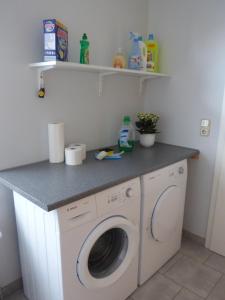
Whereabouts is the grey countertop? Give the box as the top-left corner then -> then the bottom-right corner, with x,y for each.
0,143 -> 199,211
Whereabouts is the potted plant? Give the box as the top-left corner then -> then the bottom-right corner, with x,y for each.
136,112 -> 160,147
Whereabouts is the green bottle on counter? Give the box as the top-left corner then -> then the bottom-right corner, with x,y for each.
80,33 -> 90,64
118,116 -> 135,153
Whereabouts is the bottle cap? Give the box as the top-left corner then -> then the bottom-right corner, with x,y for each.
82,33 -> 88,40
149,33 -> 154,40
123,116 -> 131,124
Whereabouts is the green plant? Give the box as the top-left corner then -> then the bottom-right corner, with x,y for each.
136,112 -> 159,134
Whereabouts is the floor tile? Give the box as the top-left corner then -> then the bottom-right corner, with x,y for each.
5,290 -> 26,300
207,276 -> 225,300
165,256 -> 222,298
174,288 -> 203,300
132,273 -> 181,300
159,252 -> 183,274
181,238 -> 211,263
205,253 -> 225,274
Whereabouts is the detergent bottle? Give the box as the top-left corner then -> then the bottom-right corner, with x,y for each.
138,36 -> 147,71
118,116 -> 135,152
113,48 -> 126,69
145,33 -> 159,72
80,33 -> 90,64
128,32 -> 142,70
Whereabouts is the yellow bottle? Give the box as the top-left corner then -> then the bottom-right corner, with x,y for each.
145,34 -> 159,73
113,48 -> 126,69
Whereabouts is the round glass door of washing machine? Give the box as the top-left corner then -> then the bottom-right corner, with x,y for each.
77,216 -> 138,289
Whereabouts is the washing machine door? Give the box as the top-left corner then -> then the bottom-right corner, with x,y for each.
77,216 -> 138,289
151,185 -> 181,242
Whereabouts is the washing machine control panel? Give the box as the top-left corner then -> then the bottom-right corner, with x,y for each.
96,178 -> 140,216
126,188 -> 133,198
107,188 -> 133,203
178,167 -> 184,174
109,194 -> 121,204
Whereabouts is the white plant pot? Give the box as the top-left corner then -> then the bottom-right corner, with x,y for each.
140,133 -> 156,147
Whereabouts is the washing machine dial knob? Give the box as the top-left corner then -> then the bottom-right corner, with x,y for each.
178,167 -> 184,174
126,188 -> 133,198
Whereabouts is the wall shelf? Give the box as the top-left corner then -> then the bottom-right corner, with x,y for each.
29,61 -> 169,98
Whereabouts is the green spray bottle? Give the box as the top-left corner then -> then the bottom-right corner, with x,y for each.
80,33 -> 90,64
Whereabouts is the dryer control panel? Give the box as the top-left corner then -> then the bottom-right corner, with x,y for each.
143,160 -> 187,184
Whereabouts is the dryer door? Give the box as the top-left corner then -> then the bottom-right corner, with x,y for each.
151,185 -> 181,242
77,216 -> 138,289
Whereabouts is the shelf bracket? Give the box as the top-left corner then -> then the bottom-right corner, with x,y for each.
37,66 -> 54,99
98,72 -> 117,96
139,76 -> 150,96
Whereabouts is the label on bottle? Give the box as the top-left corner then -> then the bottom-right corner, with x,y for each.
119,129 -> 133,148
147,50 -> 155,71
129,55 -> 142,70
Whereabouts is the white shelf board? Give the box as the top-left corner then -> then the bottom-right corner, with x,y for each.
29,61 -> 169,98
29,61 -> 169,78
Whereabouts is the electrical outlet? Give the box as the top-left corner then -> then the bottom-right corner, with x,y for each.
200,119 -> 211,137
200,127 -> 210,136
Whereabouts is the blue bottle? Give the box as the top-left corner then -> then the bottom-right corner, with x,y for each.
128,32 -> 142,70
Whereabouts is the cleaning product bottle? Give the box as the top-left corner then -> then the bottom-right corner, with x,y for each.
80,33 -> 90,64
113,48 -> 126,69
118,116 -> 135,152
128,32 -> 142,70
145,33 -> 159,72
138,36 -> 147,71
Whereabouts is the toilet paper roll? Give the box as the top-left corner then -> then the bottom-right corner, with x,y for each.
65,146 -> 83,166
69,143 -> 86,160
48,122 -> 65,163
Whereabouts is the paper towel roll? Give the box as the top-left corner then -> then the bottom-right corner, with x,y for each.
69,143 -> 86,160
48,122 -> 65,163
65,146 -> 83,166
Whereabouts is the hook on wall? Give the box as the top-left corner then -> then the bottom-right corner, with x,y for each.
37,66 -> 54,99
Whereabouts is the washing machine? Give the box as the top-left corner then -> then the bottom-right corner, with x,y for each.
14,178 -> 140,300
138,160 -> 188,285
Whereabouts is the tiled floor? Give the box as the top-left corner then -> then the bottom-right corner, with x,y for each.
6,237 -> 225,300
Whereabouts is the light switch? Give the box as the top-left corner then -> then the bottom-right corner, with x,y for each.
201,119 -> 210,127
200,119 -> 211,137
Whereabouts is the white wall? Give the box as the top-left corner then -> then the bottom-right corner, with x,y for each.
145,0 -> 225,237
0,0 -> 148,286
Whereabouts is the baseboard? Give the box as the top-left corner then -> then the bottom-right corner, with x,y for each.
183,229 -> 205,246
2,278 -> 23,298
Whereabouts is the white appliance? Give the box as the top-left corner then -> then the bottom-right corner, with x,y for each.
138,160 -> 187,285
14,178 -> 141,300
